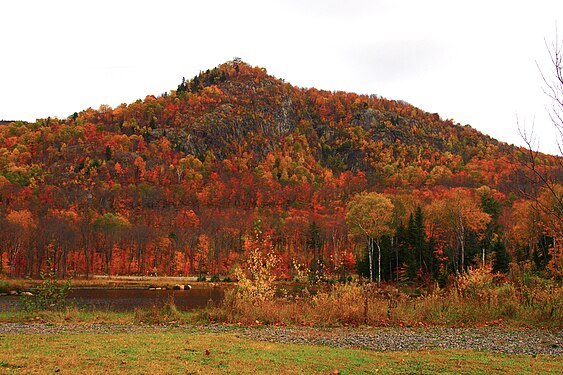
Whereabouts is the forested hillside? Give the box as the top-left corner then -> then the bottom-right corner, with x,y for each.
1,60 -> 561,282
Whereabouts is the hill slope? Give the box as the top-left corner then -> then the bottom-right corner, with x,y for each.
0,60 -> 559,279
24,61 -> 544,191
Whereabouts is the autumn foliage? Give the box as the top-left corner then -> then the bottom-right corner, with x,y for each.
0,60 -> 561,281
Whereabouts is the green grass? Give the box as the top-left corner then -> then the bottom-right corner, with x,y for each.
0,306 -> 209,326
0,330 -> 561,374
0,308 -> 132,324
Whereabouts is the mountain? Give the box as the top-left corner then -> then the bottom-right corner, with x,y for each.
0,59 -> 559,278
23,60 -> 549,192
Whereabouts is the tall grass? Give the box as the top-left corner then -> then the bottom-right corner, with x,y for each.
1,265 -> 560,328
212,266 -> 563,328
133,291 -> 183,324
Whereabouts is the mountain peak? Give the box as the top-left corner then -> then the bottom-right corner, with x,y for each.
175,58 -> 272,95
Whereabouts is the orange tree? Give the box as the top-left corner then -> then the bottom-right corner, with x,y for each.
346,192 -> 395,287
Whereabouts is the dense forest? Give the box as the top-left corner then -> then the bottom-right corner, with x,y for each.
1,60 -> 561,283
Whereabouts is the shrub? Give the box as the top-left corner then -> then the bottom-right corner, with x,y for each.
233,242 -> 279,304
0,281 -> 10,294
212,263 -> 562,328
21,269 -> 71,312
0,280 -> 25,294
455,266 -> 496,302
312,283 -> 367,324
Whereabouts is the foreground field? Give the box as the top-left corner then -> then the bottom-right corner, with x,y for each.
0,325 -> 561,374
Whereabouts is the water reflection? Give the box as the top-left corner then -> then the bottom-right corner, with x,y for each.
0,286 -> 225,312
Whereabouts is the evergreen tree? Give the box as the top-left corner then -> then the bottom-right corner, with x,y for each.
533,235 -> 553,271
105,145 -> 112,161
356,245 -> 371,279
404,206 -> 428,280
491,240 -> 511,274
190,74 -> 201,93
479,186 -> 502,264
307,221 -> 323,283
177,77 -> 187,93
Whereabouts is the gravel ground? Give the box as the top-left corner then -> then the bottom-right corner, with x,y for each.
242,326 -> 563,356
0,323 -> 561,356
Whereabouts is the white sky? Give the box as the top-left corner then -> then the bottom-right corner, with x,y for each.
1,0 -> 563,154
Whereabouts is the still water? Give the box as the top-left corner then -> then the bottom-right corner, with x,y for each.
0,286 -> 225,312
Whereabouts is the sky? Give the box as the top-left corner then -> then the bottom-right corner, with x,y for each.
2,0 -> 563,154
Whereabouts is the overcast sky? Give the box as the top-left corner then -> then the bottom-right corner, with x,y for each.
2,0 -> 563,154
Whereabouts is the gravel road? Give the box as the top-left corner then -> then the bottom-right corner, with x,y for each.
0,323 -> 561,356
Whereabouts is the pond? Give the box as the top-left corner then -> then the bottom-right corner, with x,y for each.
0,286 -> 225,312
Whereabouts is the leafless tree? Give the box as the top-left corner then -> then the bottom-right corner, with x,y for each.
518,29 -> 563,274
538,27 -> 563,149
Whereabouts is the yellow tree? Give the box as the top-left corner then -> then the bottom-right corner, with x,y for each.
346,192 -> 395,287
428,189 -> 491,273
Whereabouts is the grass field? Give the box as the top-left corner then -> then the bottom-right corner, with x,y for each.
0,329 -> 561,374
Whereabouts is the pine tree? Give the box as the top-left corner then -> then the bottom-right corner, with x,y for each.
491,240 -> 510,274
307,221 -> 323,283
404,206 -> 428,280
177,77 -> 187,93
